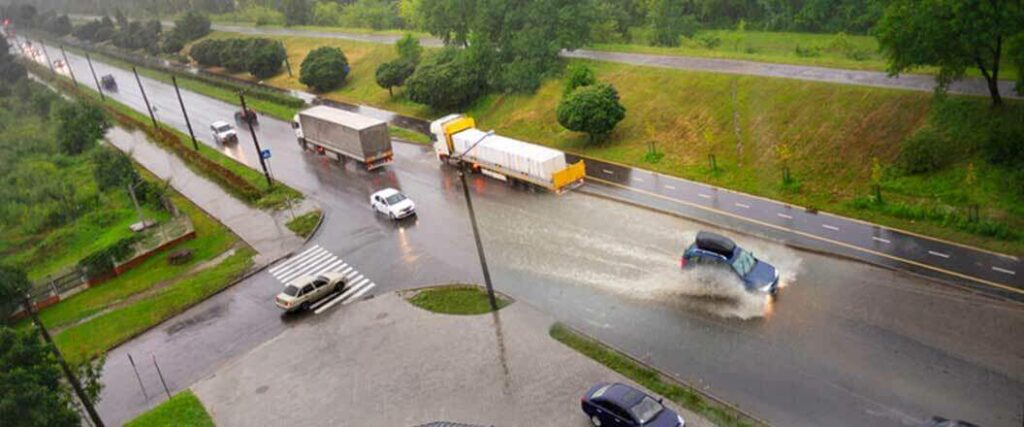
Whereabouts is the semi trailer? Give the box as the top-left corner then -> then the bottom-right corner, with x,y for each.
430,114 -> 586,192
293,106 -> 393,170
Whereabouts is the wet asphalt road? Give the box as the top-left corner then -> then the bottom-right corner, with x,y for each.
33,44 -> 1024,426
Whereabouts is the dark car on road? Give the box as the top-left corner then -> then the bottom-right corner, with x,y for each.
234,108 -> 259,126
681,231 -> 780,295
581,382 -> 684,426
100,74 -> 117,91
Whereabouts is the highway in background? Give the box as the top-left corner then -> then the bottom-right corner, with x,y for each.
23,41 -> 1024,426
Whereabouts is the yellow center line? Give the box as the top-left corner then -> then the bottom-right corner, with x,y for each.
587,177 -> 1023,296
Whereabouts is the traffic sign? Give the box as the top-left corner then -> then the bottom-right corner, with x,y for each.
260,149 -> 271,159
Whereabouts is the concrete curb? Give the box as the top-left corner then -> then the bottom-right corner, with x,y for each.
553,321 -> 772,427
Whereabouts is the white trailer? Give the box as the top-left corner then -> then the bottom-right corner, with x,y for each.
293,106 -> 393,170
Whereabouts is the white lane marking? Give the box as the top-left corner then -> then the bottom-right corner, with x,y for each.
347,271 -> 364,282
872,237 -> 891,244
822,224 -> 840,231
349,277 -> 370,290
698,193 -> 712,199
664,184 -> 676,190
992,266 -> 1016,275
339,266 -> 354,276
777,213 -> 793,220
344,283 -> 376,304
316,280 -> 376,314
269,245 -> 322,273
277,254 -> 338,283
602,169 -> 614,175
734,202 -> 750,209
928,250 -> 950,259
312,259 -> 345,276
632,177 -> 644,183
272,249 -> 332,279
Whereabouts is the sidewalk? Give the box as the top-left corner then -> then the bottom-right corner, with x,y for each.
105,126 -> 308,265
192,292 -> 713,427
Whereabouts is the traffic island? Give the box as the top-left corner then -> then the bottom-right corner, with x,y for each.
124,390 -> 214,427
404,284 -> 511,315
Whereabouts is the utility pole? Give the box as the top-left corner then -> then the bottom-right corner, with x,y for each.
239,93 -> 273,187
453,130 -> 499,311
85,53 -> 105,101
60,45 -> 77,87
21,297 -> 105,427
132,67 -> 158,129
38,40 -> 55,74
172,76 -> 199,150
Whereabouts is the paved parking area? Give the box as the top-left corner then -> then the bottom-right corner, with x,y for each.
192,292 -> 710,426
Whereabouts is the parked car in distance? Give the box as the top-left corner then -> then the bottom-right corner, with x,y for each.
100,74 -> 117,91
210,121 -> 237,144
581,382 -> 684,427
275,272 -> 348,312
234,108 -> 259,126
370,188 -> 416,220
681,231 -> 780,295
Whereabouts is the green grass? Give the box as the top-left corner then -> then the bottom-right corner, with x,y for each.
550,323 -> 761,427
55,247 -> 254,364
389,126 -> 432,144
192,32 -> 1023,254
407,285 -> 510,315
24,188 -> 239,334
285,209 -> 322,238
125,390 -> 214,427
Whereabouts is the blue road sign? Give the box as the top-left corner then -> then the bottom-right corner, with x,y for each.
260,149 -> 271,160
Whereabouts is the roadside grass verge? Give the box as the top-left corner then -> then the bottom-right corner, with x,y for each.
124,390 -> 214,427
285,210 -> 322,238
55,247 -> 254,365
389,126 -> 432,144
406,285 -> 510,315
550,323 -> 762,427
23,185 -> 240,334
24,58 -> 302,210
189,32 -> 1023,253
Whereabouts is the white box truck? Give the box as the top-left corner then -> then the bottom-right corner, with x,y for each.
293,106 -> 393,170
430,114 -> 585,192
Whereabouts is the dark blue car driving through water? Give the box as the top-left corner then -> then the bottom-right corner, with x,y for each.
681,231 -> 780,295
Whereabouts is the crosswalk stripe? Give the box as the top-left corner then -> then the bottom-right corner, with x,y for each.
339,266 -> 353,276
278,255 -> 338,283
273,250 -> 333,280
343,283 -> 375,304
269,245 -> 322,274
345,270 -> 361,280
315,280 -> 373,314
350,277 -> 370,290
313,259 -> 345,276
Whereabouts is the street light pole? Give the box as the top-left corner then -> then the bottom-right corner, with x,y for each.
59,45 -> 77,87
132,66 -> 159,129
85,53 -> 105,101
239,93 -> 273,187
38,40 -> 54,74
453,130 -> 498,311
171,76 -> 199,150
21,297 -> 105,427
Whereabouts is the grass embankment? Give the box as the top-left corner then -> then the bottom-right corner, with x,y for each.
200,32 -> 1023,254
285,209 -> 322,238
550,323 -> 761,427
24,58 -> 302,210
407,285 -> 510,315
125,390 -> 215,427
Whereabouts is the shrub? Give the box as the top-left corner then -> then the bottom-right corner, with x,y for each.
172,11 -> 211,42
564,64 -> 596,95
396,33 -> 423,64
375,59 -> 415,96
983,120 -> 1024,167
189,39 -> 226,66
341,0 -> 402,30
794,44 -> 821,57
696,34 -> 721,49
897,127 -> 949,174
247,40 -> 287,79
78,235 -> 140,279
405,49 -> 485,109
299,46 -> 350,92
57,102 -> 109,155
161,33 -> 186,54
557,83 -> 627,142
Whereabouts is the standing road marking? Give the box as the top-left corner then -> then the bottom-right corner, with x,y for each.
777,213 -> 793,220
991,266 -> 1015,275
735,203 -> 750,209
872,237 -> 891,244
928,250 -> 951,259
822,224 -> 840,231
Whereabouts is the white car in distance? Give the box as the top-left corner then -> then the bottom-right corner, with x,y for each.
370,188 -> 416,220
210,121 -> 238,144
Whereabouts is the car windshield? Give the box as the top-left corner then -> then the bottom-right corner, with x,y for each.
731,249 -> 757,276
215,124 -> 233,133
282,285 -> 299,297
630,396 -> 663,424
385,193 -> 406,205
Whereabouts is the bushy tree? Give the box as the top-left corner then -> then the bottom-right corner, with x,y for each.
247,40 -> 288,79
161,33 -> 187,54
647,0 -> 698,46
0,327 -> 80,427
0,265 -> 30,322
557,83 -> 627,142
0,35 -> 26,85
564,64 -> 596,95
44,15 -> 73,36
375,59 -> 416,96
312,1 -> 344,26
56,103 -> 109,155
91,149 -> 138,191
341,0 -> 402,30
396,33 -> 423,64
172,11 -> 212,42
299,46 -> 350,92
189,38 -> 226,66
282,0 -> 312,26
405,48 -> 485,109
876,0 -> 1023,106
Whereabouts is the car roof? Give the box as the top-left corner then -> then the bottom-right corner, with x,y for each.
695,231 -> 736,256
212,120 -> 231,128
599,383 -> 647,407
285,275 -> 316,287
373,188 -> 401,198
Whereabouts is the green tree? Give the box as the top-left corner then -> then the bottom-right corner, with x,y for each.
419,0 -> 476,46
396,33 -> 423,64
299,46 -> 350,92
247,40 -> 288,79
341,0 -> 402,29
405,48 -> 485,109
647,0 -> 697,46
0,265 -> 30,323
1010,34 -> 1024,95
375,60 -> 416,96
875,0 -> 1023,106
172,11 -> 212,42
557,83 -> 627,142
0,327 -> 80,427
56,103 -> 109,155
282,0 -> 312,26
564,64 -> 596,95
91,149 -> 138,191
